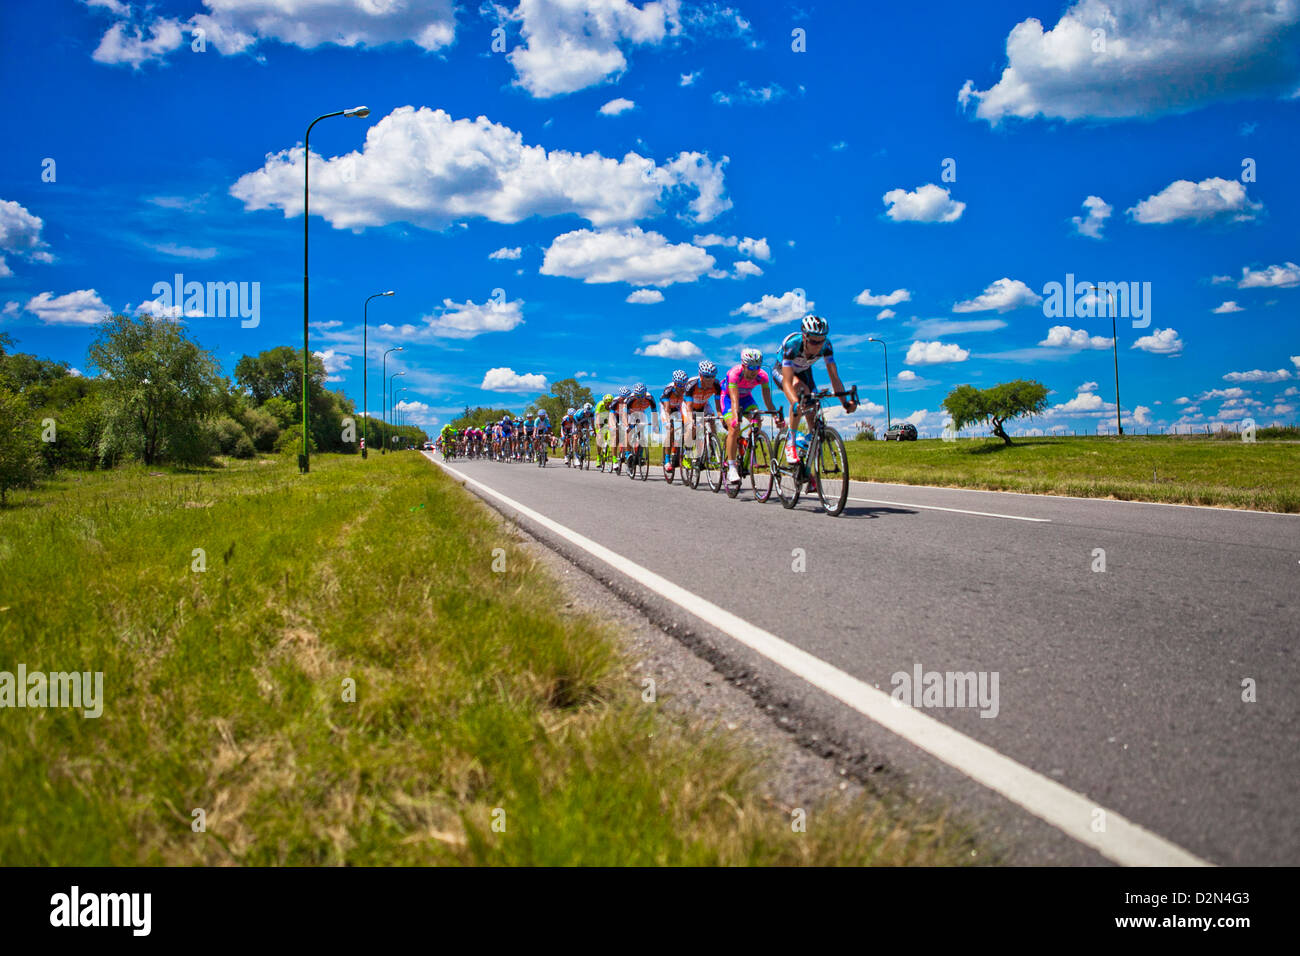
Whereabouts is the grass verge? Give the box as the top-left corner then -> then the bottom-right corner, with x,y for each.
0,453 -> 980,865
841,435 -> 1300,512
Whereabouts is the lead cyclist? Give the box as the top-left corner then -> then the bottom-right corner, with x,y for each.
776,314 -> 858,483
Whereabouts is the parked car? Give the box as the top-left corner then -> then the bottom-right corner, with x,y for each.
884,423 -> 918,441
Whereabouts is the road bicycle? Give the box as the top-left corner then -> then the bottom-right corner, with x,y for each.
724,410 -> 778,501
624,414 -> 651,481
660,410 -> 684,485
536,434 -> 548,467
575,428 -> 591,470
771,386 -> 857,516
684,415 -> 722,491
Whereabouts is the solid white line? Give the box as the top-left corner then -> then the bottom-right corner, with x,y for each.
847,496 -> 1051,522
425,453 -> 1209,867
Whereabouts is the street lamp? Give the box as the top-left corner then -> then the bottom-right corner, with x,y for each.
1083,284 -> 1123,436
381,347 -> 403,454
387,370 -> 405,454
867,337 -> 891,430
362,290 -> 395,458
301,105 -> 370,474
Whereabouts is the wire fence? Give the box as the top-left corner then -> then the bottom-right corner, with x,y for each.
852,422 -> 1300,441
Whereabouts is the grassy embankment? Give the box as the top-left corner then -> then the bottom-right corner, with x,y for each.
0,452 -> 979,865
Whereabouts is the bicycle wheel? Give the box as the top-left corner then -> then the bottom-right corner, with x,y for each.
705,433 -> 724,493
638,446 -> 649,481
749,430 -> 774,503
814,426 -> 849,516
771,426 -> 802,509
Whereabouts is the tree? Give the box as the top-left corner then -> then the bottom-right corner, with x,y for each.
533,377 -> 594,425
88,313 -> 224,465
451,406 -> 514,430
0,387 -> 41,505
943,379 -> 1048,445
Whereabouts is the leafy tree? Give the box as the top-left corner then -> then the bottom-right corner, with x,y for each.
0,387 -> 42,505
234,346 -> 312,406
942,379 -> 1048,446
532,377 -> 594,426
450,406 -> 515,430
88,313 -> 224,465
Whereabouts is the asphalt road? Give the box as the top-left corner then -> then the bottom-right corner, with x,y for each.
423,450 -> 1299,866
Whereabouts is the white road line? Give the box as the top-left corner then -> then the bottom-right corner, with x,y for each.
425,453 -> 1209,867
847,496 -> 1051,523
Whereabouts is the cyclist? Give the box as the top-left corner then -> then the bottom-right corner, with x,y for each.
681,360 -> 724,467
776,315 -> 858,473
593,393 -> 616,462
723,348 -> 781,488
618,383 -> 657,474
533,407 -> 552,460
499,415 -> 514,460
560,407 -> 578,461
660,370 -> 688,478
440,423 -> 455,458
608,387 -> 631,472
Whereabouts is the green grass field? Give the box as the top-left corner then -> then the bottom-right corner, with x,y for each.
840,435 -> 1300,512
0,453 -> 979,865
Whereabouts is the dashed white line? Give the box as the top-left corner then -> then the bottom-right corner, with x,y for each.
425,452 -> 1209,867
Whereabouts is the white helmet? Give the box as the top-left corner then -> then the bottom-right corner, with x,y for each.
567,407 -> 576,416
740,347 -> 763,368
802,314 -> 828,336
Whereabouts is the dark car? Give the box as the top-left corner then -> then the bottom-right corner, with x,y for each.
884,423 -> 918,441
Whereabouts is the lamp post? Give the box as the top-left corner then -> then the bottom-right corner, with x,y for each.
381,347 -> 403,454
301,105 -> 370,474
387,370 -> 405,454
362,290 -> 395,458
395,386 -> 409,449
867,337 -> 890,430
1084,284 -> 1123,436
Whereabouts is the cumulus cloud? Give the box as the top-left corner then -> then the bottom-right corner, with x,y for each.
953,278 -> 1041,313
0,199 -> 54,274
958,0 -> 1300,124
712,81 -> 789,106
1039,325 -> 1113,349
599,97 -> 636,115
540,226 -> 715,287
733,260 -> 762,277
680,70 -> 699,86
481,367 -> 548,391
1222,369 -> 1292,383
1127,177 -> 1263,224
25,289 -> 110,326
736,236 -> 770,260
489,246 -> 522,260
897,370 -> 917,381
1072,195 -> 1112,238
1131,328 -> 1184,354
230,107 -> 730,232
90,0 -> 456,67
1238,261 -> 1300,288
882,184 -> 964,223
423,297 -> 524,339
877,309 -> 896,319
626,288 -> 664,303
730,289 -> 811,323
506,0 -> 680,98
905,340 -> 970,365
314,348 -> 351,382
854,287 -> 911,307
1212,301 -> 1244,313
636,337 -> 703,358
1198,387 -> 1246,401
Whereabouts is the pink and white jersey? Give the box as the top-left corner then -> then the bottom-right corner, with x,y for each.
725,364 -> 768,399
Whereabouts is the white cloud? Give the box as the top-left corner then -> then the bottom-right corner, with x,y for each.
636,337 -> 703,359
541,226 -> 715,287
1039,325 -> 1112,349
92,16 -> 185,67
897,370 -> 918,382
230,107 -> 730,232
953,278 -> 1041,313
423,297 -> 524,339
1283,386 -> 1299,397
692,233 -> 733,247
736,236 -> 770,260
958,0 -> 1300,123
733,260 -> 763,278
1132,328 -> 1183,355
712,81 -> 789,106
1210,274 -> 1234,284
1072,195 -> 1112,238
882,183 -> 964,223
855,287 -> 911,307
1128,177 -> 1262,224
481,367 -> 548,392
1079,381 -> 1099,392
1292,355 -> 1300,370
507,0 -> 680,98
393,399 -> 436,426
680,70 -> 699,86
912,317 -> 1007,337
599,97 -> 636,115
489,246 -> 522,260
1174,396 -> 1190,405
1133,405 -> 1153,426
1212,301 -> 1244,313
0,199 -> 53,274
905,340 -> 969,365
626,288 -> 664,304
877,309 -> 896,320
1198,387 -> 1246,401
1238,262 -> 1300,288
730,289 -> 811,323
25,289 -> 110,326
1053,389 -> 1105,414
1223,369 -> 1292,383
130,297 -> 203,319
314,348 -> 351,382
149,242 -> 218,260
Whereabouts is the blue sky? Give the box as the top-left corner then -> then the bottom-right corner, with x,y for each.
1,0 -> 1298,435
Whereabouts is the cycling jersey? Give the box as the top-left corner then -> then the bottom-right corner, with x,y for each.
722,365 -> 768,416
660,384 -> 685,412
534,416 -> 550,432
778,331 -> 836,388
681,376 -> 723,409
623,395 -> 657,415
595,397 -> 614,416
560,415 -> 576,433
